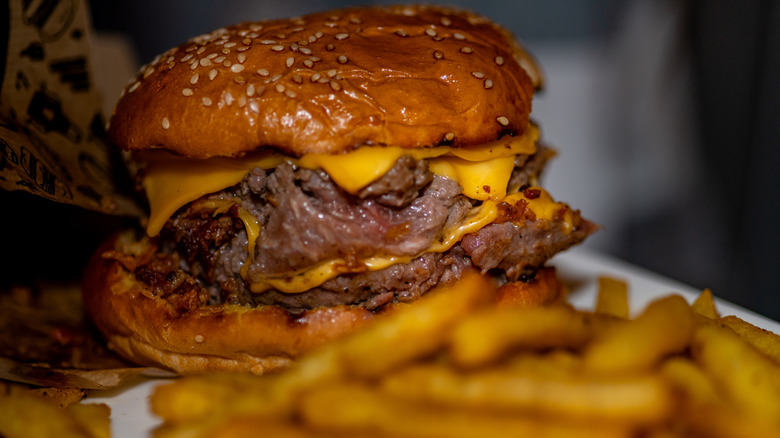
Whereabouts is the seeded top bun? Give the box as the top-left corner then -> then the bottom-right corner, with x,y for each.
108,5 -> 542,159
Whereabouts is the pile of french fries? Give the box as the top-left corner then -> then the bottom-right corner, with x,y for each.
151,272 -> 780,438
0,383 -> 110,438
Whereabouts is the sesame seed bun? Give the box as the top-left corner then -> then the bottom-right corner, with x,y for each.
107,5 -> 541,159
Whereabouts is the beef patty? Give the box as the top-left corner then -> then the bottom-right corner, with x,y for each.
143,146 -> 593,312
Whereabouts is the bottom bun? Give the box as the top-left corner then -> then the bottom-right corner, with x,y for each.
82,230 -> 565,375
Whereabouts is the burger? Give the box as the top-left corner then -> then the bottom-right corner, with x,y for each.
83,5 -> 596,374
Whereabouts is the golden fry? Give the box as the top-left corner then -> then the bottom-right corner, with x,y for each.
338,271 -> 494,378
584,294 -> 694,374
299,382 -> 634,438
380,363 -> 672,425
450,304 -> 618,368
0,392 -> 98,438
595,276 -> 629,319
718,315 -> 780,364
691,323 -> 780,420
692,289 -> 719,319
67,404 -> 111,438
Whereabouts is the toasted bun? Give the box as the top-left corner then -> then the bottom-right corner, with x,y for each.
83,231 -> 564,375
108,5 -> 541,159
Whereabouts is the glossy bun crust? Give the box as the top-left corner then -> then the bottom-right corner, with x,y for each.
83,232 -> 564,375
108,5 -> 541,159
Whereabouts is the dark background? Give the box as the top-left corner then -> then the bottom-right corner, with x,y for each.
4,0 -> 779,320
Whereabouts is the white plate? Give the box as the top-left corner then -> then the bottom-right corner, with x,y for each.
84,249 -> 780,438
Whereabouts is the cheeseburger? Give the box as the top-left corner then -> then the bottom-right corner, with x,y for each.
84,5 -> 596,374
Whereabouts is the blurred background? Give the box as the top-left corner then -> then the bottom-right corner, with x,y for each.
5,0 -> 779,319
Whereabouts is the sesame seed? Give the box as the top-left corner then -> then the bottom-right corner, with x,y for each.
270,74 -> 282,82
425,28 -> 437,37
497,116 -> 509,126
335,33 -> 349,40
303,59 -> 314,68
444,132 -> 455,141
224,42 -> 237,48
309,56 -> 321,62
286,57 -> 295,67
247,83 -> 256,96
460,47 -> 473,54
143,67 -> 154,78
182,88 -> 193,96
325,22 -> 337,28
207,69 -> 217,81
215,56 -> 226,63
238,95 -> 247,107
196,47 -> 206,54
433,50 -> 444,60
311,72 -> 322,82
308,35 -> 317,43
326,69 -> 337,77
224,92 -> 234,105
202,97 -> 213,106
249,100 -> 260,113
207,53 -> 218,59
238,53 -> 247,63
195,334 -> 204,343
222,48 -> 230,55
441,17 -> 452,26
326,44 -> 335,51
338,55 -> 348,64
190,73 -> 199,84
276,33 -> 287,39
453,32 -> 466,40
298,40 -> 308,46
315,31 -> 324,39
190,62 -> 198,70
330,80 -> 342,91
495,56 -> 505,66
350,17 -> 362,24
242,38 -> 252,45
318,77 -> 330,83
257,68 -> 269,76
291,43 -> 299,52
471,71 -> 485,79
128,82 -> 140,93
484,79 -> 494,89
231,64 -> 245,73
233,76 -> 246,84
275,84 -> 285,93
249,24 -> 263,32
285,90 -> 297,98
395,29 -> 408,37
292,74 -> 303,84
181,54 -> 193,62
260,40 -> 277,45
271,45 -> 285,52
299,47 -> 312,55
200,58 -> 212,66
161,117 -> 170,129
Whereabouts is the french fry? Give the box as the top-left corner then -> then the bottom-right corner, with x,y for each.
692,288 -> 719,319
717,315 -> 780,363
379,363 -> 673,425
450,304 -> 618,368
67,403 -> 112,438
337,271 -> 494,378
0,391 -> 102,438
659,357 -> 723,406
299,382 -> 635,438
690,323 -> 780,420
583,295 -> 694,374
595,276 -> 629,319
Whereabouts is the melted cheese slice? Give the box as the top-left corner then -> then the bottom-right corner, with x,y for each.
141,126 -> 538,236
